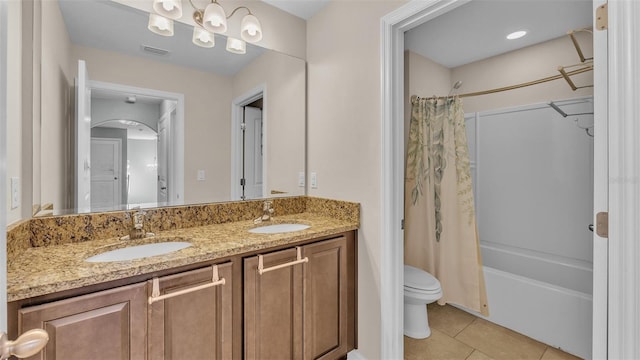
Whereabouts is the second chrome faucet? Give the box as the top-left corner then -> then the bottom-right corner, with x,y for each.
254,200 -> 274,224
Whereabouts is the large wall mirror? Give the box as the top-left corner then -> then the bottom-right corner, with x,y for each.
36,0 -> 306,216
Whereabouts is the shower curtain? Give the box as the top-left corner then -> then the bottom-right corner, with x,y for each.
405,96 -> 488,316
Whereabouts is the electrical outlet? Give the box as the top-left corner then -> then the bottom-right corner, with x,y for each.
298,172 -> 305,187
197,170 -> 205,181
11,177 -> 20,209
310,172 -> 318,189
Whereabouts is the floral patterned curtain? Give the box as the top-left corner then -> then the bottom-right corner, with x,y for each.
405,96 -> 488,315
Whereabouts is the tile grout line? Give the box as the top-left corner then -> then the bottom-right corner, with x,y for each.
454,316 -> 478,339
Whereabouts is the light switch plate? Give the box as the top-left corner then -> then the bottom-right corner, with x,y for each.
197,170 -> 205,181
298,172 -> 305,187
310,172 -> 317,189
11,177 -> 20,209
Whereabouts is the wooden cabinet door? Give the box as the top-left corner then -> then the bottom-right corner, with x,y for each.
302,236 -> 348,360
244,247 -> 303,360
18,282 -> 147,360
148,263 -> 233,360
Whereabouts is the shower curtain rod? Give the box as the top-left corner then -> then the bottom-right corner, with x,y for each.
412,65 -> 593,101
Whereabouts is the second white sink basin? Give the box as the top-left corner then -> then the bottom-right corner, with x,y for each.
86,241 -> 192,263
249,223 -> 310,234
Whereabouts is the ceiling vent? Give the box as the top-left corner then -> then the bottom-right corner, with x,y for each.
141,45 -> 170,56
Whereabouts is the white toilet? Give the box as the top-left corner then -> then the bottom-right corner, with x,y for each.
404,265 -> 443,339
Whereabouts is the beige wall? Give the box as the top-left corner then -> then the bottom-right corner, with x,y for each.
232,50 -> 306,197
7,1 -> 22,225
404,50 -> 451,152
406,32 -> 593,154
41,0 -> 73,212
307,1 -> 405,358
452,32 -> 593,113
72,45 -> 234,204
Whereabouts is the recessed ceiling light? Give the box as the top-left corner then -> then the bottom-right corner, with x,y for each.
506,30 -> 527,40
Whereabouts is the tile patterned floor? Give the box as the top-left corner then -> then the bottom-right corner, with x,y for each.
404,304 -> 582,360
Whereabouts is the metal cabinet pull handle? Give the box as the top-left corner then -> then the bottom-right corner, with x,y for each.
258,247 -> 308,275
148,265 -> 226,304
0,329 -> 49,359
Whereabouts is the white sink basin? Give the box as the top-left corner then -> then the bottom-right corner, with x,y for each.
249,223 -> 310,234
86,242 -> 192,263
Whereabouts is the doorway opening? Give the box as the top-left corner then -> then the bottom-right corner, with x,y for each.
380,1 -> 607,358
75,60 -> 184,212
232,85 -> 266,201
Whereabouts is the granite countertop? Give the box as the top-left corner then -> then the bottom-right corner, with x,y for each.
8,212 -> 357,302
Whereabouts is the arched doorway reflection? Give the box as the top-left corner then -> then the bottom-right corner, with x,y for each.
90,119 -> 160,210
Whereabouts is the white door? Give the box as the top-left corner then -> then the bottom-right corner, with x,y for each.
157,113 -> 170,203
244,106 -> 263,200
90,138 -> 121,211
75,60 -> 91,212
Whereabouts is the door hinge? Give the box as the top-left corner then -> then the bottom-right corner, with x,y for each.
240,178 -> 246,186
401,219 -> 405,230
596,212 -> 608,238
596,3 -> 608,30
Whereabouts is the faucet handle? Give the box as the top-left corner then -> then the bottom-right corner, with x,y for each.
131,209 -> 146,230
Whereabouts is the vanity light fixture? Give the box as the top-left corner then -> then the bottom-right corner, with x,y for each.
506,30 -> 527,40
148,0 -> 263,53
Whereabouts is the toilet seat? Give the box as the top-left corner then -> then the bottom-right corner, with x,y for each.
404,265 -> 441,291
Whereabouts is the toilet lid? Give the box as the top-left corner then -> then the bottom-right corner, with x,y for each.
404,265 -> 441,291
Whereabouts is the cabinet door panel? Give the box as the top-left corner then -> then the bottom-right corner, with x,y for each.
18,282 -> 147,360
244,248 -> 303,360
148,263 -> 233,360
303,236 -> 348,360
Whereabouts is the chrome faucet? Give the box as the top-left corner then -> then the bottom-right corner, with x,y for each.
129,209 -> 148,240
254,200 -> 274,224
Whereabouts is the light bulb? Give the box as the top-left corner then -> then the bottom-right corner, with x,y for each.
226,37 -> 246,54
148,14 -> 174,36
203,2 -> 227,33
152,0 -> 182,20
193,27 -> 215,48
162,1 -> 174,11
240,14 -> 262,43
506,30 -> 527,40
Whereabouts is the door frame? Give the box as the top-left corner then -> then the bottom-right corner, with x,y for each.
379,0 -> 636,358
0,0 -> 9,332
604,1 -> 640,359
231,84 -> 267,201
89,80 -> 184,206
379,1 -> 470,357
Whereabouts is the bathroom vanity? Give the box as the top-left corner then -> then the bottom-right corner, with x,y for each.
7,197 -> 359,360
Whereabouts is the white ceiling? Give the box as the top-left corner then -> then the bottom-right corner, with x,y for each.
262,0 -> 330,20
405,0 -> 593,68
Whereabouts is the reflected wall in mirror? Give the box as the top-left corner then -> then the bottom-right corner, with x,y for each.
38,0 -> 306,216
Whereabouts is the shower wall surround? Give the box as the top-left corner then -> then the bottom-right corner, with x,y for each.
466,97 -> 594,359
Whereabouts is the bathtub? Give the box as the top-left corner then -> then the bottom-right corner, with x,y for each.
469,242 -> 593,360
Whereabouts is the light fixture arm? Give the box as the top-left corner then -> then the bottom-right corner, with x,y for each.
227,6 -> 252,19
188,0 -> 205,26
188,0 -> 253,27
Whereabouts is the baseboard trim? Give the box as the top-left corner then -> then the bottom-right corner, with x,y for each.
347,349 -> 367,360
